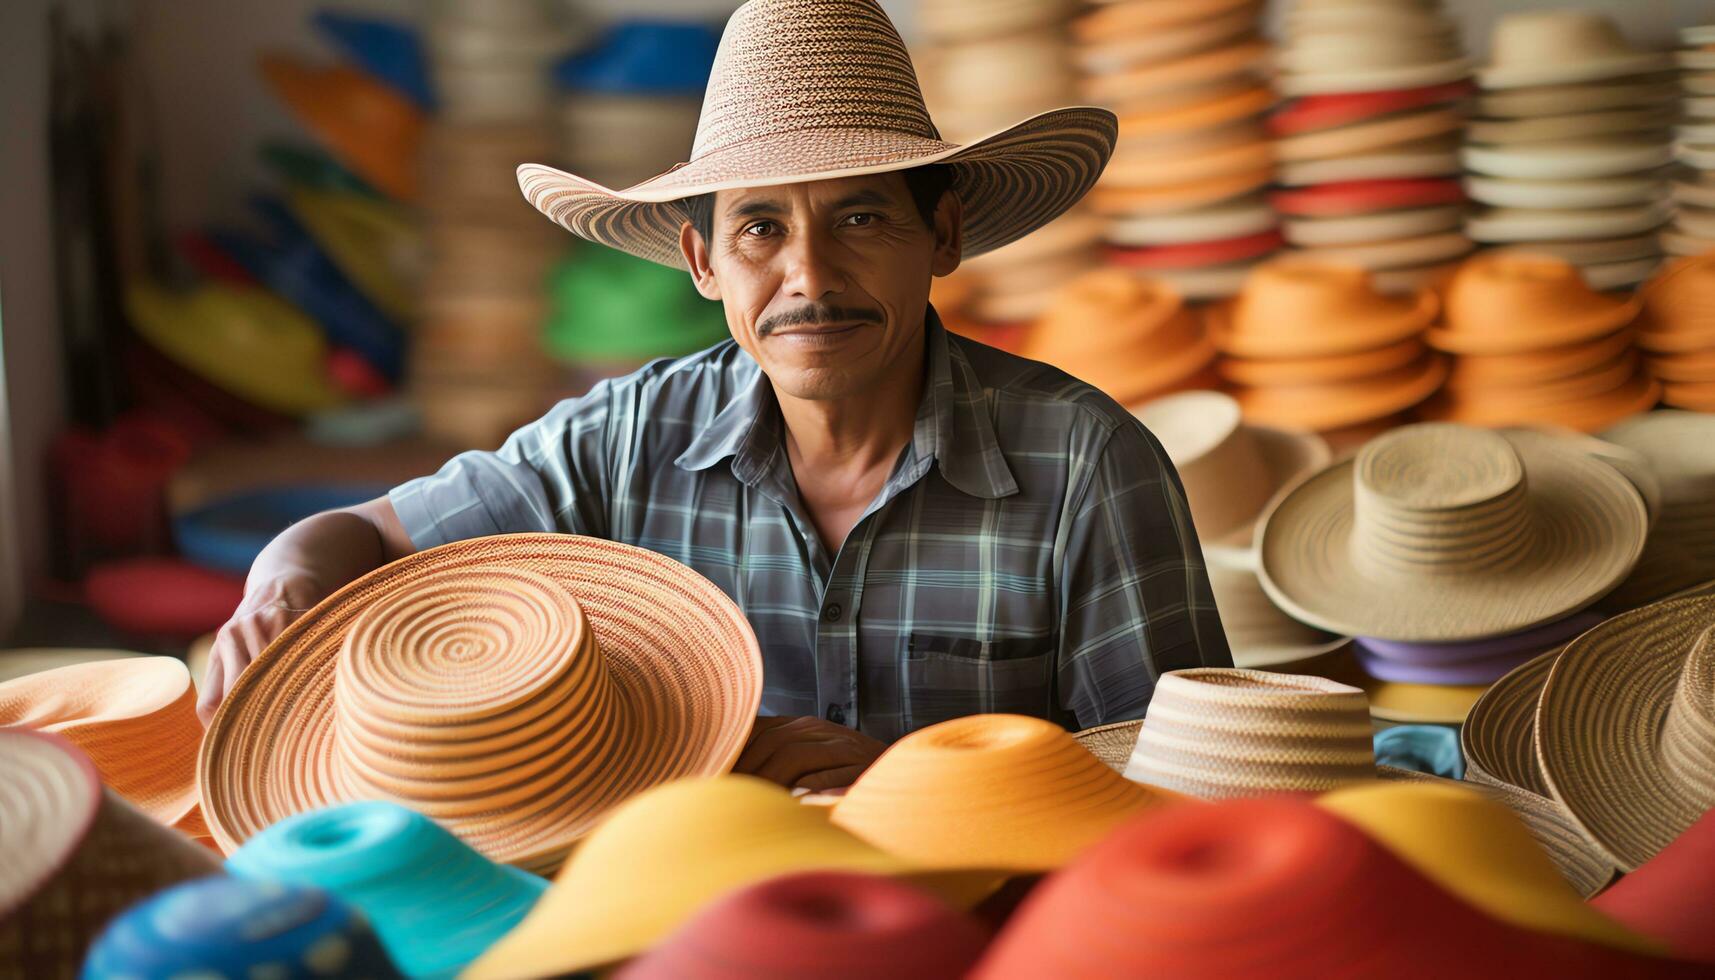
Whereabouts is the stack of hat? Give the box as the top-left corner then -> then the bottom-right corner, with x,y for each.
1269,0 -> 1476,294
1670,24 -> 1715,256
554,22 -> 718,194
1420,253 -> 1659,430
1599,412 -> 1715,608
413,0 -> 571,448
1636,247 -> 1715,411
1070,0 -> 1279,300
1206,258 -> 1446,434
1465,12 -> 1678,291
915,0 -> 1102,325
1019,270 -> 1217,405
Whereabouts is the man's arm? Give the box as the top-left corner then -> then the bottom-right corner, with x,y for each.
1054,420 -> 1233,729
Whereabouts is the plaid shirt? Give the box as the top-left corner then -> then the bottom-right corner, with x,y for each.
390,308 -> 1231,741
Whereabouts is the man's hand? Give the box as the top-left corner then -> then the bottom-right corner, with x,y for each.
734,716 -> 888,791
196,572 -> 325,724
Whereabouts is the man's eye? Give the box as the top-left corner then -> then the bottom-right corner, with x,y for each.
744,221 -> 777,237
843,213 -> 876,227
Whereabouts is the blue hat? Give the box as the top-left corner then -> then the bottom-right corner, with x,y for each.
554,21 -> 721,96
313,11 -> 435,110
173,484 -> 387,574
81,875 -> 402,979
227,802 -> 548,980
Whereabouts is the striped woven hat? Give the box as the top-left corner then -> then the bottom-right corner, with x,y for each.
515,0 -> 1117,269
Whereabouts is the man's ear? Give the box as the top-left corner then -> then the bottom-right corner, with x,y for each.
679,220 -> 722,301
929,189 -> 963,278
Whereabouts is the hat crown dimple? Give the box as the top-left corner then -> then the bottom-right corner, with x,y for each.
1662,625 -> 1715,790
691,0 -> 938,161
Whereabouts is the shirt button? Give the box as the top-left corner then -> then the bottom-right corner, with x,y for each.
822,602 -> 842,623
826,703 -> 847,725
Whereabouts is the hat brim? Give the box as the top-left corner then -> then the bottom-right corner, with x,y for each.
1277,58 -> 1473,97
1477,52 -> 1676,91
1257,431 -> 1648,641
516,106 -> 1117,270
199,534 -> 763,874
1233,354 -> 1449,431
1535,594 -> 1715,871
1204,423 -> 1333,557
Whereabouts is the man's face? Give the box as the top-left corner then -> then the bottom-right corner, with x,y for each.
679,172 -> 962,402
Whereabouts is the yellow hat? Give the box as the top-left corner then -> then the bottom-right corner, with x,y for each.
462,775 -> 994,979
1316,782 -> 1659,955
830,714 -> 1187,872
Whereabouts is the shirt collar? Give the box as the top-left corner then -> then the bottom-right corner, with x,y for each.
674,305 -> 1019,500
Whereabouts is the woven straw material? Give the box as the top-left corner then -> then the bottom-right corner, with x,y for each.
830,714 -> 1184,872
1257,424 -> 1647,642
1205,562 -> 1350,668
200,534 -> 763,874
464,776 -> 995,980
1536,595 -> 1715,871
517,0 -> 1115,271
0,656 -> 203,833
1123,669 -> 1377,798
1210,259 -> 1439,359
0,730 -> 220,974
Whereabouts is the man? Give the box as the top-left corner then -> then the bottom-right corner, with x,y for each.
200,0 -> 1231,790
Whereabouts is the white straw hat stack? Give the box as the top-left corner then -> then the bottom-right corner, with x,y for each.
1669,24 -> 1715,257
413,0 -> 569,447
1268,0 -> 1476,295
1066,0 -> 1280,301
915,0 -> 1102,327
1466,12 -> 1678,292
1598,412 -> 1715,609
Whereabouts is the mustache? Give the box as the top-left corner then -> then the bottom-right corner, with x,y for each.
758,304 -> 882,335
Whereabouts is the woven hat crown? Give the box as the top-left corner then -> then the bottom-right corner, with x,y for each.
1662,625 -> 1715,789
691,0 -> 939,160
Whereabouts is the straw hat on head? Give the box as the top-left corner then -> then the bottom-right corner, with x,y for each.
1257,423 -> 1647,642
1428,253 -> 1641,356
0,656 -> 204,835
1130,390 -> 1329,559
200,534 -> 763,875
1536,595 -> 1715,871
463,776 -> 997,980
515,0 -> 1116,271
829,714 -> 1185,873
1477,12 -> 1674,90
0,730 -> 222,976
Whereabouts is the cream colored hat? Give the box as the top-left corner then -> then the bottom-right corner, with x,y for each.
1257,423 -> 1648,642
1206,557 -> 1350,669
1477,12 -> 1674,90
1462,140 -> 1676,181
1464,174 -> 1668,210
515,0 -> 1115,270
1131,390 -> 1330,558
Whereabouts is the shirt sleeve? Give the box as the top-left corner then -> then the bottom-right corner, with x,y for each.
387,381 -> 618,550
1055,418 -> 1234,729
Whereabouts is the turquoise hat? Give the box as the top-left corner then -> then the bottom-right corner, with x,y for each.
227,802 -> 547,979
544,243 -> 730,362
81,875 -> 401,979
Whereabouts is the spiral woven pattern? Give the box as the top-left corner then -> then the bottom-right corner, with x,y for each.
1258,425 -> 1647,642
515,0 -> 1116,270
1123,670 -> 1376,798
1537,595 -> 1715,871
200,534 -> 763,874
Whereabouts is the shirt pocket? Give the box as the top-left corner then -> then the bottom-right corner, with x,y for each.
899,634 -> 1056,734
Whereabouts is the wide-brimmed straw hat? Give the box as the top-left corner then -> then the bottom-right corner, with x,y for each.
514,0 -> 1116,270
1257,424 -> 1647,642
1599,413 -> 1715,606
618,871 -> 990,980
1120,668 -> 1377,798
1477,12 -> 1674,90
1131,391 -> 1330,558
829,714 -> 1185,873
1204,559 -> 1351,668
1536,594 -> 1715,871
463,776 -> 995,980
0,730 -> 222,976
0,656 -> 204,835
227,801 -> 547,977
200,534 -> 763,874
970,794 -> 1674,978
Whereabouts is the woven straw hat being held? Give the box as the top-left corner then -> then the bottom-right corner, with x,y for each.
199,534 -> 763,875
515,0 -> 1116,269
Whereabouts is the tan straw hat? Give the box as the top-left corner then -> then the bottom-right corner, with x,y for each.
0,656 -> 204,835
1477,12 -> 1674,90
515,0 -> 1115,270
1204,560 -> 1350,669
1121,668 -> 1377,798
200,534 -> 763,874
1258,423 -> 1647,642
1536,594 -> 1715,871
1599,413 -> 1715,607
1130,390 -> 1330,556
0,730 -> 221,975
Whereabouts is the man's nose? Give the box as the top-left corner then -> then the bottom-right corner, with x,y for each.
781,226 -> 847,301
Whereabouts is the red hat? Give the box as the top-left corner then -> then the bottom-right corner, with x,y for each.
971,796 -> 1698,979
1593,808 -> 1715,965
616,870 -> 989,980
